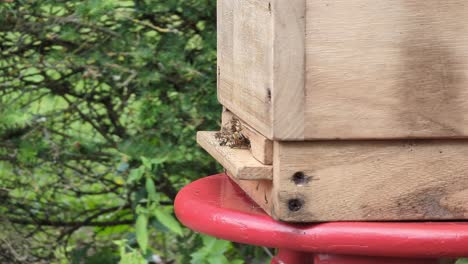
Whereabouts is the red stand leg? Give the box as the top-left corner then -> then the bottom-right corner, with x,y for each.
314,254 -> 440,264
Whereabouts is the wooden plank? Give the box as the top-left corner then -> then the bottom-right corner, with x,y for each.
271,0 -> 306,140
226,171 -> 274,216
304,0 -> 468,139
222,109 -> 273,165
272,140 -> 468,222
197,131 -> 272,180
217,0 -> 273,138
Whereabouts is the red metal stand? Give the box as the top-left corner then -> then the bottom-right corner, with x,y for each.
175,174 -> 468,264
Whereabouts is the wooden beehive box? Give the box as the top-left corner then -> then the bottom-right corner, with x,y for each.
198,0 -> 468,222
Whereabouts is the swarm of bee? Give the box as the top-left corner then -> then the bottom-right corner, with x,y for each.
215,118 -> 251,149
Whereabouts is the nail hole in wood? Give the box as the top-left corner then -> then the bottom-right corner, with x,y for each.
292,171 -> 308,185
288,199 -> 303,212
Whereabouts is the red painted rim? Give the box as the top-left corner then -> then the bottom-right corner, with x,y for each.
175,174 -> 468,258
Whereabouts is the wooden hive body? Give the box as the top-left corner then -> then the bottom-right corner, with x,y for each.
218,0 -> 468,140
199,0 -> 468,222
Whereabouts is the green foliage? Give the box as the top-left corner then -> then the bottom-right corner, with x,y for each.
153,208 -> 183,236
71,246 -> 120,264
0,0 -> 265,263
191,235 -> 244,264
115,240 -> 147,264
135,214 -> 149,253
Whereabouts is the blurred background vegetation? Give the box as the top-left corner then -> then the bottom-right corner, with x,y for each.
0,0 -> 269,263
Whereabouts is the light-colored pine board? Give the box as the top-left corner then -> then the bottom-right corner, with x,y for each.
272,140 -> 468,222
226,171 -> 274,216
222,109 -> 273,165
218,0 -> 468,140
304,0 -> 468,139
197,131 -> 272,180
271,0 -> 306,140
217,0 -> 273,138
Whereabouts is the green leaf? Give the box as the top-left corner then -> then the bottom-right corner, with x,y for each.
190,236 -> 239,264
185,34 -> 203,51
141,156 -> 152,169
128,166 -> 145,183
115,240 -> 147,264
210,239 -> 231,253
145,178 -> 158,201
153,208 -> 183,236
208,255 -> 230,264
135,214 -> 148,252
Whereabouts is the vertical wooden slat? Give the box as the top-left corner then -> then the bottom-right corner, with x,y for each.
271,0 -> 306,140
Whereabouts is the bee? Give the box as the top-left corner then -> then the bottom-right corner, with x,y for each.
215,118 -> 250,149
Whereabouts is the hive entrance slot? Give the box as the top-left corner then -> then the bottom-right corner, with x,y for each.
215,117 -> 251,150
221,109 -> 273,165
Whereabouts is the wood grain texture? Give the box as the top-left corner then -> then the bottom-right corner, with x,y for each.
271,0 -> 306,140
305,0 -> 468,139
222,109 -> 273,165
217,0 -> 306,140
273,140 -> 468,222
218,0 -> 468,140
217,0 -> 273,138
226,171 -> 274,216
197,131 -> 273,180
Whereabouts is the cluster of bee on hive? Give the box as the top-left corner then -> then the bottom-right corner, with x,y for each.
215,118 -> 250,149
